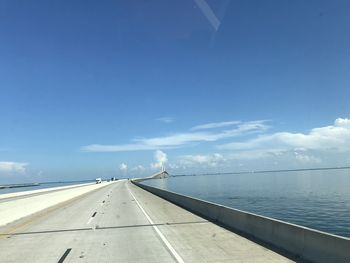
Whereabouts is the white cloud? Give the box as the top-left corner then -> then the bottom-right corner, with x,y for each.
139,120 -> 268,147
82,118 -> 350,172
155,150 -> 168,163
214,118 -> 350,169
131,165 -> 146,172
81,144 -> 158,152
294,152 -> 321,163
191,120 -> 241,131
218,118 -> 350,153
0,162 -> 29,175
81,120 -> 269,152
334,117 -> 350,127
179,153 -> 225,167
151,150 -> 168,169
227,149 -> 280,160
156,117 -> 174,123
119,163 -> 128,172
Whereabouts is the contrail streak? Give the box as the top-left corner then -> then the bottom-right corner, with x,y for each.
193,0 -> 221,31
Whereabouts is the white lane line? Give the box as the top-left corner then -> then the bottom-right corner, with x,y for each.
127,183 -> 185,263
86,217 -> 94,225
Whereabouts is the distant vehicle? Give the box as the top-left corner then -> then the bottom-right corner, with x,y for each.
95,178 -> 102,184
111,177 -> 117,181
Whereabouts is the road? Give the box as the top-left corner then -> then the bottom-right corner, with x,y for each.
0,180 -> 294,262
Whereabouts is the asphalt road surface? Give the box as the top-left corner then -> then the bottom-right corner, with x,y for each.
0,180 -> 294,262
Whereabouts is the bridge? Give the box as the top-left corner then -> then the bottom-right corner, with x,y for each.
0,173 -> 348,262
133,165 -> 169,181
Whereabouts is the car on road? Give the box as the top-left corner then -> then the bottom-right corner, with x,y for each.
95,178 -> 102,184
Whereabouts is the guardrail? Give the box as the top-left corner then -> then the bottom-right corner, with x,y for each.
133,181 -> 350,263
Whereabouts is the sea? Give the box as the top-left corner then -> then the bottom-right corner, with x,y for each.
144,168 -> 350,238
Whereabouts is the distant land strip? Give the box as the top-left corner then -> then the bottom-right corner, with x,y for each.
171,166 -> 350,178
0,183 -> 40,189
0,180 -> 94,189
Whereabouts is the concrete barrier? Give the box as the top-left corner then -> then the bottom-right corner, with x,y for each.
133,181 -> 350,263
0,182 -> 114,227
0,182 -> 94,200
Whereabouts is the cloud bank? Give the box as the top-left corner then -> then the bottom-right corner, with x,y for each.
218,118 -> 350,153
168,118 -> 350,172
179,153 -> 225,168
0,162 -> 29,175
151,150 -> 168,169
81,120 -> 268,152
84,118 -> 350,174
209,118 -> 350,169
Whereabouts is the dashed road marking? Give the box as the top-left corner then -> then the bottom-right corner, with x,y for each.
57,248 -> 72,263
87,212 -> 97,225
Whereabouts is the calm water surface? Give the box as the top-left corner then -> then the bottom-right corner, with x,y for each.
144,169 -> 350,238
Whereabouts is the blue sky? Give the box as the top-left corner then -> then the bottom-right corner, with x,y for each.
0,0 -> 350,183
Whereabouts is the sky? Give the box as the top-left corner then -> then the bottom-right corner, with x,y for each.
0,0 -> 350,183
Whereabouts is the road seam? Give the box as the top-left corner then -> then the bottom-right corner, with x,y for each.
127,183 -> 185,263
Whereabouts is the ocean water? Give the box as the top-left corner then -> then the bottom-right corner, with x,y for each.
144,169 -> 350,238
0,181 -> 93,195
